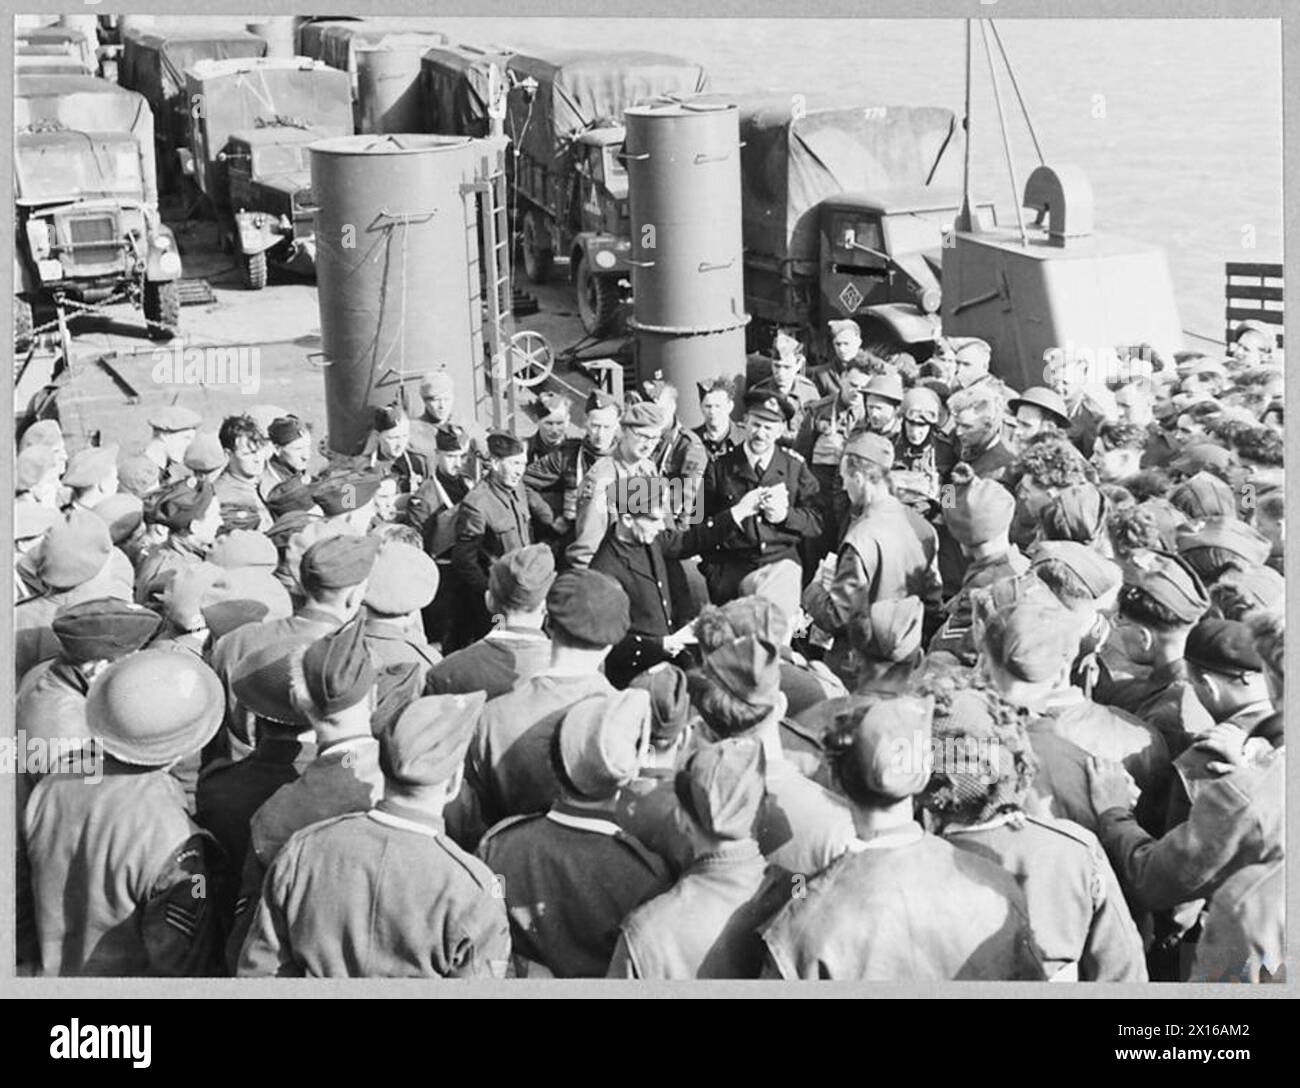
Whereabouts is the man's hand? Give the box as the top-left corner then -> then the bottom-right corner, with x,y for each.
760,482 -> 790,524
1086,755 -> 1140,816
1193,723 -> 1247,777
729,488 -> 764,525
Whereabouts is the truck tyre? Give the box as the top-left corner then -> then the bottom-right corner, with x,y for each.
521,211 -> 553,284
14,297 -> 34,352
241,251 -> 268,291
576,257 -> 619,338
144,281 -> 180,341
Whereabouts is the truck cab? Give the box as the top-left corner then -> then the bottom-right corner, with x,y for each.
14,127 -> 181,344
819,190 -> 997,358
220,126 -> 321,289
570,129 -> 631,238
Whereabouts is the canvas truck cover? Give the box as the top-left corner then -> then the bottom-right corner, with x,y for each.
505,49 -> 709,164
298,19 -> 448,76
185,59 -> 352,202
685,95 -> 962,268
15,74 -> 158,206
120,27 -> 267,115
419,43 -> 519,137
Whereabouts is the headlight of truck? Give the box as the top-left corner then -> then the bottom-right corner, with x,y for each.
154,235 -> 172,252
920,287 -> 942,314
159,252 -> 182,276
593,249 -> 617,270
25,220 -> 51,259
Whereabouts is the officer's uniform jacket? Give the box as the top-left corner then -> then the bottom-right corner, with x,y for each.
962,433 -> 1017,482
409,469 -> 471,559
224,736 -> 383,969
760,823 -> 1046,980
423,627 -> 553,700
566,452 -> 656,569
945,813 -> 1147,981
693,421 -> 747,463
477,801 -> 674,978
525,427 -> 581,466
212,467 -> 273,531
25,765 -> 221,976
369,447 -> 430,495
928,547 -> 1031,664
652,420 -> 709,518
698,443 -> 822,603
448,671 -> 616,851
363,615 -> 442,673
451,476 -> 550,597
238,802 -> 511,978
751,375 -> 821,444
1100,659 -> 1199,760
1187,858 -> 1285,983
524,438 -> 602,524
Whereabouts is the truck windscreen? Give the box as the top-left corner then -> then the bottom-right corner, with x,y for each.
254,144 -> 310,177
16,140 -> 143,203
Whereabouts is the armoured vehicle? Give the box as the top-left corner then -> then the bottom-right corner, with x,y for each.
503,49 -> 709,338
118,24 -> 267,193
181,57 -> 352,289
14,75 -> 181,346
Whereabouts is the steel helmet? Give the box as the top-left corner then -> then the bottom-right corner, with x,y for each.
901,386 -> 942,425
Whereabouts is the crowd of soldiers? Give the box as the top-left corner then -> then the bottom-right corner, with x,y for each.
11,315 -> 1285,980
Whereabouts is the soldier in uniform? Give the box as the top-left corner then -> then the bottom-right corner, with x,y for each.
238,690 -> 509,977
424,544 -> 555,698
693,377 -> 746,463
212,415 -> 274,532
951,336 -> 1016,403
893,385 -> 958,495
644,379 -> 709,524
448,568 -> 629,850
408,424 -> 474,645
448,432 -> 554,650
477,689 -> 673,978
134,480 -> 223,609
1009,386 -> 1072,451
948,383 -> 1016,482
409,370 -> 488,472
143,405 -> 201,484
760,696 -> 1045,980
361,540 -> 442,672
264,416 -> 313,488
25,650 -> 226,976
180,432 -> 229,489
795,362 -> 869,558
366,404 -> 429,497
809,318 -> 891,397
524,390 -> 620,550
920,682 -> 1147,981
524,391 -> 582,463
750,345 -> 821,446
700,389 -> 823,617
609,736 -> 780,979
862,372 -> 904,441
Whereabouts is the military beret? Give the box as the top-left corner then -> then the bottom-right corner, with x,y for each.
1213,565 -> 1285,620
378,691 -> 488,788
525,391 -> 572,423
18,419 -> 64,452
558,689 -> 650,801
1122,550 -> 1209,623
1177,517 -> 1271,567
267,416 -> 310,446
698,595 -> 790,651
855,596 -> 924,663
984,602 -> 1078,682
488,543 -> 556,612
1038,483 -> 1109,544
1170,472 -> 1238,521
299,615 -> 377,717
53,598 -> 161,663
91,492 -> 144,545
219,567 -> 293,617
16,445 -> 59,491
230,637 -> 316,728
628,663 -> 691,748
63,444 -> 121,489
1008,386 -> 1071,430
148,405 -> 201,433
201,599 -> 272,640
944,479 -> 1016,546
265,477 -> 317,519
311,472 -> 382,517
864,372 -> 904,404
365,541 -> 440,616
901,386 -> 942,425
14,502 -> 60,542
674,737 -> 765,841
701,634 -> 783,713
1030,541 -> 1122,601
827,319 -> 859,337
620,401 -> 666,431
584,390 -> 621,414
116,454 -> 161,498
38,510 -> 112,590
1185,618 -> 1264,675
843,431 -> 894,470
372,404 -> 407,433
1170,443 -> 1234,477
209,529 -> 277,570
547,569 -> 630,648
419,371 -> 455,398
834,696 -> 935,802
151,480 -> 217,532
435,423 -> 471,452
485,431 -> 525,459
741,388 -> 794,425
300,533 -> 381,592
267,509 -> 320,551
182,431 -> 228,473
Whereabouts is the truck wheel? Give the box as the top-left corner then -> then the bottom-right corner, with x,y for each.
14,297 -> 34,352
521,211 -> 553,284
576,257 -> 619,338
241,251 -> 268,291
144,281 -> 180,341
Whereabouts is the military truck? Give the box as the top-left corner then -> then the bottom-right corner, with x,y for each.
181,57 -> 352,289
419,42 -> 517,140
119,24 -> 267,194
503,49 -> 709,337
15,24 -> 99,77
14,75 -> 181,346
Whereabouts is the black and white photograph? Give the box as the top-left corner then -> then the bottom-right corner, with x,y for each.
3,2 -> 1289,1018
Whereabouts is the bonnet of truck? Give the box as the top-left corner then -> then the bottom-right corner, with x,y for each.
22,198 -> 147,280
